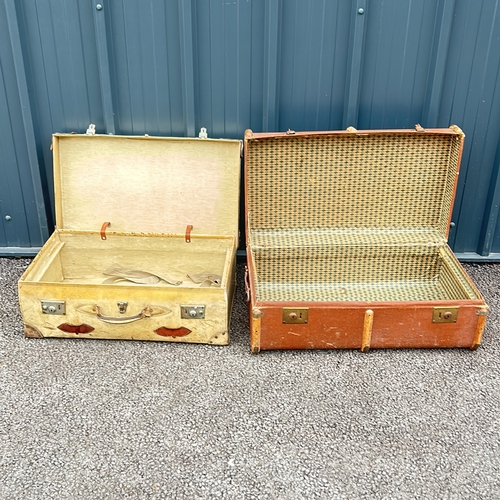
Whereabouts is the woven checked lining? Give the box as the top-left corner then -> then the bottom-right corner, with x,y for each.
247,133 -> 461,234
246,132 -> 479,302
252,245 -> 480,302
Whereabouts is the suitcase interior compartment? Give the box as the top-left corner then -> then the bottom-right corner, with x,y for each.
22,231 -> 234,289
249,235 -> 481,303
245,128 -> 483,304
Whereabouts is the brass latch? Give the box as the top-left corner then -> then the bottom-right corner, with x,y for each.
283,307 -> 308,324
432,306 -> 459,323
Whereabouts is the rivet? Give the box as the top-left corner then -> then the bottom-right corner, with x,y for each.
450,222 -> 456,228
5,215 -> 12,221
96,4 -> 103,10
358,8 -> 364,14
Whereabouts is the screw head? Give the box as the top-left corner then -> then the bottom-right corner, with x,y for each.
358,8 -> 364,14
96,4 -> 103,10
5,215 -> 12,221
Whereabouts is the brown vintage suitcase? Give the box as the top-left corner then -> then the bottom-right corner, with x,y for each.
244,126 -> 488,352
19,130 -> 241,344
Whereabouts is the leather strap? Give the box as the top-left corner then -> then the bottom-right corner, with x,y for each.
100,222 -> 111,240
185,225 -> 193,243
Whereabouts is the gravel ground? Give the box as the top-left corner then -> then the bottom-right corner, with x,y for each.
0,258 -> 499,500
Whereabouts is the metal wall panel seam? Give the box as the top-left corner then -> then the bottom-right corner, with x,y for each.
342,0 -> 368,129
422,0 -> 456,127
451,1 -> 500,252
179,0 -> 196,137
4,0 -> 48,244
477,137 -> 500,256
93,0 -> 115,134
262,0 -> 281,132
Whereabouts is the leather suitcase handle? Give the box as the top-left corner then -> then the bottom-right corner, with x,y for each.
244,266 -> 251,302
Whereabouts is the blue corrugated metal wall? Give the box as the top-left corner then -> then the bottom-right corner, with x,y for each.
1,0 -> 500,260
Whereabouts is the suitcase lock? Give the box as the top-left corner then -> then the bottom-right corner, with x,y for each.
41,300 -> 66,315
282,308 -> 308,324
181,305 -> 205,319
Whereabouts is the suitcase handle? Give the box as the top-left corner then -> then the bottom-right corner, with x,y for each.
91,305 -> 171,324
244,266 -> 250,302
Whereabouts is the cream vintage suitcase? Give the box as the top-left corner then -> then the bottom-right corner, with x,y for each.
19,130 -> 241,344
244,126 -> 488,352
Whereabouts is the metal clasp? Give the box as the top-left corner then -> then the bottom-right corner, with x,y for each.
117,302 -> 128,314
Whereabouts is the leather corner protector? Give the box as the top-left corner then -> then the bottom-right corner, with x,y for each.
24,324 -> 44,338
208,331 -> 228,344
244,129 -> 254,139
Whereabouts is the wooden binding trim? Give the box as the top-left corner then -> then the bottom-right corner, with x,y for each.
100,221 -> 111,240
471,307 -> 488,350
361,309 -> 374,353
185,224 -> 193,243
250,307 -> 263,354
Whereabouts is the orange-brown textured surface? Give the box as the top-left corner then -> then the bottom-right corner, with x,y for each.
253,302 -> 484,351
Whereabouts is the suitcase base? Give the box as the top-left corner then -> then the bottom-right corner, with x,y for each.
19,230 -> 236,344
247,242 -> 487,352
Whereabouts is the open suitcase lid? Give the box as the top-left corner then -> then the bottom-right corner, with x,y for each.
53,132 -> 241,240
244,126 -> 465,246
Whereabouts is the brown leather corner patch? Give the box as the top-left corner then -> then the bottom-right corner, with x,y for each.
24,324 -> 44,338
155,326 -> 191,338
57,323 -> 95,334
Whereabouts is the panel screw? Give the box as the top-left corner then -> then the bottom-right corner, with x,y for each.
358,8 -> 364,14
5,215 -> 12,221
96,4 -> 103,10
